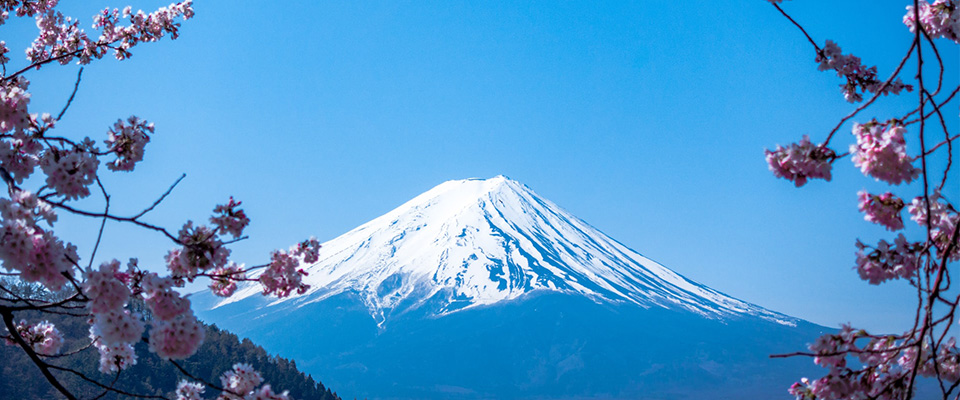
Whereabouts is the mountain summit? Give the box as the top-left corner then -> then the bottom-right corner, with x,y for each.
218,176 -> 792,326
197,176 -> 824,400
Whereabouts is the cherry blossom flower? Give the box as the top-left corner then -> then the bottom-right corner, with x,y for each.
857,191 -> 905,231
40,146 -> 100,200
815,40 -> 911,103
909,192 -> 960,261
176,381 -> 205,400
293,237 -> 321,264
148,312 -> 204,360
765,135 -> 835,187
145,287 -> 191,321
220,363 -> 263,399
904,0 -> 960,43
9,320 -> 64,355
105,116 -> 153,171
83,259 -> 131,313
259,250 -> 308,298
0,77 -> 32,134
855,234 -> 921,285
211,197 -> 250,238
93,340 -> 137,374
167,221 -> 231,281
245,385 -> 291,400
209,263 -> 245,297
90,308 -> 144,345
0,213 -> 77,291
850,121 -> 919,185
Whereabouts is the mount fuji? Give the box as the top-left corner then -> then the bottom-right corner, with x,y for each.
194,176 -> 826,400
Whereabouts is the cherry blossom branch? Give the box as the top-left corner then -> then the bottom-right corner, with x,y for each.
46,364 -> 169,400
48,201 -> 181,243
56,67 -> 83,121
821,39 -> 916,146
0,307 -> 78,400
771,3 -> 820,52
88,177 -> 110,269
132,173 -> 186,220
904,85 -> 959,122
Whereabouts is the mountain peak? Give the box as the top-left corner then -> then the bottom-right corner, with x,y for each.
218,177 -> 796,327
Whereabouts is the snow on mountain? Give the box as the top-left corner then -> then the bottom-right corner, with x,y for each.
216,176 -> 795,326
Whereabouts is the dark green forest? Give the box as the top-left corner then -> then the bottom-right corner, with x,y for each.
0,280 -> 340,400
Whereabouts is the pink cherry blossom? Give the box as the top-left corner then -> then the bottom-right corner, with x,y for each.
211,197 -> 250,238
167,221 -> 231,281
904,0 -> 960,43
908,192 -> 960,261
857,191 -> 905,231
220,363 -> 263,399
93,340 -> 138,374
176,381 -> 205,400
259,250 -> 309,298
0,77 -> 32,134
244,385 -> 291,400
39,146 -> 100,200
90,308 -> 145,345
765,135 -> 835,187
10,320 -> 64,355
83,259 -> 131,313
0,212 -> 77,291
209,263 -> 245,297
293,237 -> 321,264
105,116 -> 153,171
148,312 -> 204,360
145,287 -> 191,322
855,234 -> 921,285
850,121 -> 919,185
815,40 -> 911,103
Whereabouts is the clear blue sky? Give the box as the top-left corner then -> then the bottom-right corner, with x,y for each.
6,0 -> 957,333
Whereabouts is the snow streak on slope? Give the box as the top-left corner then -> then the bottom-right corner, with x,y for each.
218,176 -> 795,326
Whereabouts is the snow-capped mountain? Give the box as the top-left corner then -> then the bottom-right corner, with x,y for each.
195,176 -> 826,400
216,175 -> 792,327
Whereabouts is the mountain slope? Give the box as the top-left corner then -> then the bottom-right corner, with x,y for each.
216,176 -> 792,326
195,176 -> 825,399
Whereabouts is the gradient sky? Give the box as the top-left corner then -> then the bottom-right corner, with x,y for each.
5,0 -> 958,333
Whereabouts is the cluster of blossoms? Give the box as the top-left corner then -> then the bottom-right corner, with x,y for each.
176,363 -> 292,400
850,120 -> 920,185
0,0 -> 58,25
259,249 -> 310,298
257,237 -> 320,298
0,190 -> 75,290
857,191 -> 905,231
815,40 -> 912,103
83,260 -> 143,373
105,116 -> 153,171
904,0 -> 960,43
765,135 -> 836,187
211,197 -> 250,238
92,1 -> 195,60
39,144 -> 101,200
23,0 -> 194,65
209,262 -> 245,297
855,234 -> 921,285
167,221 -> 232,283
5,319 -> 64,356
0,2 -> 313,398
0,77 -> 32,134
788,328 -> 929,400
908,192 -> 960,261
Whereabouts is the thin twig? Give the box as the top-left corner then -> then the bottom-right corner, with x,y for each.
56,67 -> 83,121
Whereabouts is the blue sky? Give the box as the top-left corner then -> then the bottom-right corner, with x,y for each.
6,0 -> 957,333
